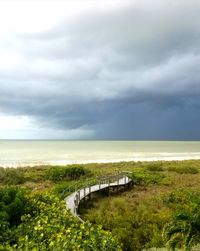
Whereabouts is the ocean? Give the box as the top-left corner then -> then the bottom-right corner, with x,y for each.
0,140 -> 200,167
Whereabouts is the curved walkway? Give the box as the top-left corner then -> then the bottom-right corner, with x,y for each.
64,171 -> 132,221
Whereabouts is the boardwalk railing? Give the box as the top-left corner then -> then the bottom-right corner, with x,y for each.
64,171 -> 132,220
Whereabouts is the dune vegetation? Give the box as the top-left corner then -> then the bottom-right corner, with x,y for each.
0,160 -> 200,250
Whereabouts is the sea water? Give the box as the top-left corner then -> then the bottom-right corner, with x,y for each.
0,140 -> 200,167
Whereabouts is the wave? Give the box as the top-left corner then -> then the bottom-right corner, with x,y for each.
1,153 -> 200,168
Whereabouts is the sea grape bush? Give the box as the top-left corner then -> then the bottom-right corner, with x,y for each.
130,171 -> 165,185
0,187 -> 33,244
46,165 -> 90,181
167,166 -> 199,174
0,190 -> 121,251
145,164 -> 164,172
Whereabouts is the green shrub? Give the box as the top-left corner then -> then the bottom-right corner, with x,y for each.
131,171 -> 165,186
162,190 -> 200,206
46,165 -> 90,182
0,168 -> 25,185
131,173 -> 144,185
0,187 -> 32,243
163,206 -> 200,250
167,166 -> 199,174
146,164 -> 164,172
1,193 -> 121,251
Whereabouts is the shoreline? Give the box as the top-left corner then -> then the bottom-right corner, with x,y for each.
1,156 -> 200,168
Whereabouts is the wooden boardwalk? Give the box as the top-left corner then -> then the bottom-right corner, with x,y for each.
64,171 -> 132,220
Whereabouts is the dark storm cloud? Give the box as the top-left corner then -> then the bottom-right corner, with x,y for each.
1,1 -> 200,139
96,101 -> 200,140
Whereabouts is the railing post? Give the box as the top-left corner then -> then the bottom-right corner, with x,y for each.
117,176 -> 119,191
78,190 -> 80,202
108,178 -> 110,196
89,185 -> 91,199
74,193 -> 78,214
74,197 -> 77,213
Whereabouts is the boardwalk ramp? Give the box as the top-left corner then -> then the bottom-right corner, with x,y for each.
64,171 -> 132,220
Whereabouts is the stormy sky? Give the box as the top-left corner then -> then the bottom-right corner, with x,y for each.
0,0 -> 200,140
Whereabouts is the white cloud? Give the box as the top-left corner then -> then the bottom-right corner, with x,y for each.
0,113 -> 94,139
0,1 -> 127,36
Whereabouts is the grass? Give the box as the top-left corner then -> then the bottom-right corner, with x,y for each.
1,160 -> 200,250
79,160 -> 200,251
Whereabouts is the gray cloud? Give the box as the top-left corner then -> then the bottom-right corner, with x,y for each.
1,1 -> 200,139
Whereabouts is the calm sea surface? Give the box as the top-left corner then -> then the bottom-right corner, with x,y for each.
0,140 -> 200,167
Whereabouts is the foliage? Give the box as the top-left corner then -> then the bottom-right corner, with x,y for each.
1,160 -> 200,250
130,171 -> 166,186
163,207 -> 200,251
167,166 -> 199,174
53,181 -> 75,196
130,172 -> 144,185
83,195 -> 166,251
162,190 -> 200,208
81,161 -> 200,251
0,168 -> 25,185
162,191 -> 200,250
0,192 -> 121,251
145,164 -> 164,172
0,187 -> 32,243
46,165 -> 90,182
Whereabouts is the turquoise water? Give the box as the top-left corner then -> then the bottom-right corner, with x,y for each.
0,140 -> 200,167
